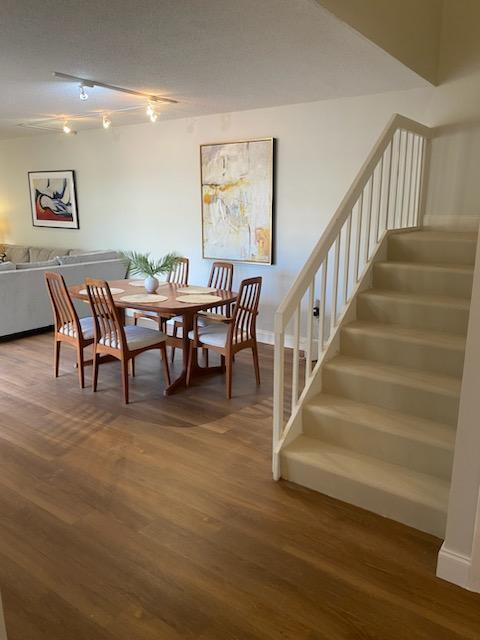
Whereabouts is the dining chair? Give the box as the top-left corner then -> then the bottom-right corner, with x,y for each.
167,256 -> 189,286
186,276 -> 262,399
45,271 -> 94,389
85,278 -> 171,404
169,261 -> 234,363
133,256 -> 189,329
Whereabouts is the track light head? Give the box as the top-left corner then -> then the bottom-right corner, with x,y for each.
79,84 -> 88,101
63,121 -> 72,134
102,115 -> 111,129
149,111 -> 158,123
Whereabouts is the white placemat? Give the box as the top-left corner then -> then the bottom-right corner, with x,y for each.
176,286 -> 218,294
79,287 -> 124,295
129,280 -> 168,287
176,294 -> 222,304
120,294 -> 168,303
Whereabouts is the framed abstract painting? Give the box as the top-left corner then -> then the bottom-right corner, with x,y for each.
28,170 -> 79,229
200,138 -> 274,264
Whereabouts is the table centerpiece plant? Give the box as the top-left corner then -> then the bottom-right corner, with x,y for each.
123,251 -> 178,293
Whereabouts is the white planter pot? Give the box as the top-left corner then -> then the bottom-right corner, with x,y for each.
144,275 -> 159,293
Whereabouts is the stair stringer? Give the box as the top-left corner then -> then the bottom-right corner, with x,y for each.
275,228 -> 404,466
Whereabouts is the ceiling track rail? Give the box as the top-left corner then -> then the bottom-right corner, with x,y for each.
53,72 -> 178,104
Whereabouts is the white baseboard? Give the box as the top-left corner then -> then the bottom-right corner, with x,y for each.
257,329 -> 275,346
257,329 -> 316,352
423,214 -> 480,231
436,543 -> 474,590
0,590 -> 7,640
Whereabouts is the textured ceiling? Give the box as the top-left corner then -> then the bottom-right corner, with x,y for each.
0,0 -> 428,139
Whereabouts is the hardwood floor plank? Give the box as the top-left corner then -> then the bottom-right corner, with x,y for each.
0,332 -> 479,639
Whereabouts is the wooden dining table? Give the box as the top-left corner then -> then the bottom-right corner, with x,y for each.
69,279 -> 238,395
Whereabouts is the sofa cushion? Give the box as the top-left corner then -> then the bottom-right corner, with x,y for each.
57,250 -> 119,265
0,261 -> 16,271
29,246 -> 69,262
4,245 -> 29,263
16,259 -> 59,270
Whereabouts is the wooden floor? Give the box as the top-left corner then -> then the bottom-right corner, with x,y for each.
0,332 -> 480,640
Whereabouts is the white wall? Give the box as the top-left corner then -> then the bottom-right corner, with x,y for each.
0,88 -> 432,338
317,0 -> 443,84
1,0 -> 480,338
438,231 -> 480,590
425,0 -> 480,216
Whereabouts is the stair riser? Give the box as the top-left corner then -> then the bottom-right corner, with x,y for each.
357,294 -> 469,335
322,366 -> 459,425
388,235 -> 477,265
280,455 -> 446,537
303,408 -> 453,480
373,263 -> 473,299
341,328 -> 465,378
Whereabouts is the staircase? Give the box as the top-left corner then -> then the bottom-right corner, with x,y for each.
281,229 -> 476,537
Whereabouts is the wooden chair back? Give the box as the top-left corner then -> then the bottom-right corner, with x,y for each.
85,278 -> 126,351
208,261 -> 234,316
208,261 -> 234,291
45,271 -> 81,337
168,257 -> 189,285
231,277 -> 262,345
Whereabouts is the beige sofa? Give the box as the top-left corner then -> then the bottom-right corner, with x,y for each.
0,244 -> 128,338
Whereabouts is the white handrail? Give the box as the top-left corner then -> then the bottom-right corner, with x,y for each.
272,113 -> 434,479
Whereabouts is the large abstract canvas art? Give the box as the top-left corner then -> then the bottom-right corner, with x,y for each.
200,138 -> 274,264
29,170 -> 79,229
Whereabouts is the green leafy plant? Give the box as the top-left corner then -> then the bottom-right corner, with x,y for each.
122,251 -> 178,278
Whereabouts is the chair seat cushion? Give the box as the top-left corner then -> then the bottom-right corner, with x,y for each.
188,324 -> 230,348
196,312 -> 229,326
99,325 -> 167,350
59,316 -> 95,340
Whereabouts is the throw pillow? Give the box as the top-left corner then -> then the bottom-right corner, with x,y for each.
4,245 -> 29,263
29,246 -> 69,262
57,251 -> 119,265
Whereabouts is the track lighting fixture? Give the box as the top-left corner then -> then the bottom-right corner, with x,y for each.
41,72 -> 178,134
54,72 -> 177,105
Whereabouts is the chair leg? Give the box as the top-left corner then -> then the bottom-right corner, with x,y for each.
252,343 -> 261,385
54,339 -> 61,377
160,343 -> 171,387
133,314 -> 138,326
92,352 -> 100,392
203,347 -> 209,366
220,354 -> 226,372
131,358 -> 136,377
225,353 -> 233,399
76,344 -> 85,389
170,324 -> 177,363
186,341 -> 195,386
122,357 -> 130,404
